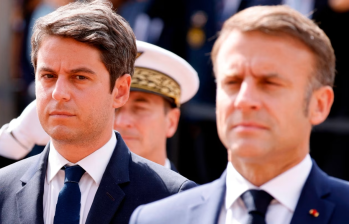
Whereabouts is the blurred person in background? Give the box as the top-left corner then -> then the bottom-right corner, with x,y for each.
0,41 -> 199,173
114,41 -> 199,170
329,0 -> 349,12
0,1 -> 196,224
130,5 -> 349,224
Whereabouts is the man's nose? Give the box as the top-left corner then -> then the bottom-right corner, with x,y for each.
52,76 -> 71,102
233,80 -> 261,111
114,110 -> 134,130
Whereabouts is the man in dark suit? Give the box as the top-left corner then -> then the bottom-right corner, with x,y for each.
130,5 -> 349,224
0,1 -> 196,224
0,40 -> 199,173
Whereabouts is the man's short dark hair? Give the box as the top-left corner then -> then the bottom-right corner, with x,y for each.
31,0 -> 137,92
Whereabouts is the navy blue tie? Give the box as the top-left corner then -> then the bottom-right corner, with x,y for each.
54,165 -> 85,224
240,189 -> 274,224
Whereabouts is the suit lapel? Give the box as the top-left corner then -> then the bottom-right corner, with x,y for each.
170,160 -> 178,173
86,132 -> 130,224
16,144 -> 50,224
189,170 -> 226,224
290,162 -> 335,224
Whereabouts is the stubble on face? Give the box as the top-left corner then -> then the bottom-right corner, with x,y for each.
35,36 -> 115,150
215,30 -> 315,165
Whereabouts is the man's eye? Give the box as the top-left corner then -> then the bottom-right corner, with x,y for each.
135,106 -> 147,111
42,74 -> 55,79
263,80 -> 278,86
225,80 -> 240,85
76,75 -> 87,80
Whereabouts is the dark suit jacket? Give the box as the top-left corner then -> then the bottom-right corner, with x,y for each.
169,160 -> 178,173
0,132 -> 197,224
130,161 -> 349,224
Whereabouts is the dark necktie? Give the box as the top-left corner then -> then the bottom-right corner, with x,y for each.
240,189 -> 274,224
54,165 -> 86,224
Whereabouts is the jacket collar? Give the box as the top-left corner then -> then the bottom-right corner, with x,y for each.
86,131 -> 131,224
188,160 -> 336,224
188,170 -> 227,224
16,143 -> 50,224
290,161 -> 335,224
16,132 -> 131,224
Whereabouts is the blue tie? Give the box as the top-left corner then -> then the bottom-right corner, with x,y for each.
54,165 -> 85,224
240,189 -> 274,224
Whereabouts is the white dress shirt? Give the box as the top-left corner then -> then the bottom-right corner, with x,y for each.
219,154 -> 312,224
164,158 -> 171,169
43,131 -> 116,224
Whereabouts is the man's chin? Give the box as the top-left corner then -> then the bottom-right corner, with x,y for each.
229,141 -> 271,159
47,127 -> 77,142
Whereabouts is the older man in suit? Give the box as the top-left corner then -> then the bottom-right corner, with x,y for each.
0,1 -> 196,224
130,5 -> 349,224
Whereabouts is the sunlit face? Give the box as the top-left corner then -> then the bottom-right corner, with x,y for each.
215,30 -> 316,163
114,91 -> 177,159
35,36 -> 116,144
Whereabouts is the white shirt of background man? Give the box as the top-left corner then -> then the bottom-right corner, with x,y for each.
43,131 -> 117,224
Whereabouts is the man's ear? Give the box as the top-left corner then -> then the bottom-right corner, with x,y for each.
165,108 -> 180,138
112,74 -> 131,109
309,86 -> 334,125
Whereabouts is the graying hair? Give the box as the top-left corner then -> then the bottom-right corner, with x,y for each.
212,5 -> 335,90
211,5 -> 335,115
31,0 -> 137,92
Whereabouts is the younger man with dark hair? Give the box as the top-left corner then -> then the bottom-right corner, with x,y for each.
0,1 -> 196,224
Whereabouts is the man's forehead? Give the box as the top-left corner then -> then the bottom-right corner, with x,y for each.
36,36 -> 104,73
216,30 -> 314,78
216,53 -> 281,78
37,36 -> 102,61
217,30 -> 310,58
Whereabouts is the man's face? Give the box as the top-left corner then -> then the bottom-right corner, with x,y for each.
114,91 -> 178,159
215,30 -> 317,163
35,36 -> 117,144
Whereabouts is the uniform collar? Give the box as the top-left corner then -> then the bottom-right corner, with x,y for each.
226,154 -> 312,212
47,131 -> 117,185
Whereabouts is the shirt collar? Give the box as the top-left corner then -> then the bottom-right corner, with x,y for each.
47,131 -> 117,185
164,158 -> 171,169
225,154 -> 312,212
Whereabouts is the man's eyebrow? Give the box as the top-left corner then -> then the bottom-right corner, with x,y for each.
223,72 -> 286,81
37,66 -> 56,74
37,66 -> 96,75
223,72 -> 243,78
134,97 -> 150,103
70,67 -> 96,75
256,73 -> 279,78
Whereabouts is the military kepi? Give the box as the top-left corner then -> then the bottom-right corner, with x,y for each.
133,41 -> 199,107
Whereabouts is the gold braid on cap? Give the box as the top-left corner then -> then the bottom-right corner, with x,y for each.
131,52 -> 181,107
131,67 -> 181,107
